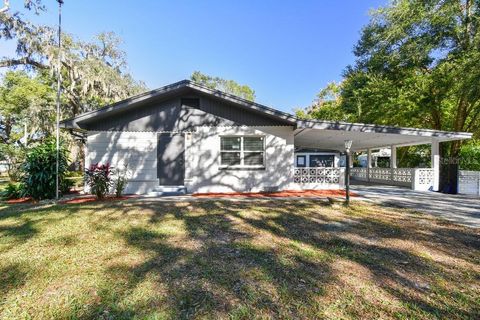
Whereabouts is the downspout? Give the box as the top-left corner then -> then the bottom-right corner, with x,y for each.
0,0 -> 10,13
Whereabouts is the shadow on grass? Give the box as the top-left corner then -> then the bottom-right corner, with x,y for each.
71,200 -> 479,319
0,262 -> 30,296
1,199 -> 478,319
0,219 -> 38,246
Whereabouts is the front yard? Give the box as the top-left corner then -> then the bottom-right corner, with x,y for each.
0,199 -> 478,319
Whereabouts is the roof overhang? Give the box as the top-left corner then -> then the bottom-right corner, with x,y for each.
60,80 -> 473,148
295,120 -> 472,152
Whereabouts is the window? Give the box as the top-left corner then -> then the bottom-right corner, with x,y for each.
220,136 -> 265,167
309,155 -> 334,167
296,155 -> 306,167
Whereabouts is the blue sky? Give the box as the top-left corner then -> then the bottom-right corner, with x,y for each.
2,0 -> 386,112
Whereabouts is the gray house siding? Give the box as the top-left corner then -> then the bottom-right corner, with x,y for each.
79,94 -> 291,132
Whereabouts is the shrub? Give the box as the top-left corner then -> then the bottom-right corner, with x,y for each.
60,177 -> 75,194
85,163 -> 112,199
112,164 -> 129,197
61,171 -> 83,193
22,139 -> 69,200
1,182 -> 25,200
0,144 -> 26,182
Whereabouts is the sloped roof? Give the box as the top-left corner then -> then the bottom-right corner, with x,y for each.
61,80 -> 297,129
61,79 -> 472,142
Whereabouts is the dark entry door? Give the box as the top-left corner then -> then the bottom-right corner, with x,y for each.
157,133 -> 185,185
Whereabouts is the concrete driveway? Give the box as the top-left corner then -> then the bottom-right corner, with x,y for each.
352,183 -> 480,228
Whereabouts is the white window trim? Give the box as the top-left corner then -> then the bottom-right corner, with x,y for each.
219,135 -> 266,169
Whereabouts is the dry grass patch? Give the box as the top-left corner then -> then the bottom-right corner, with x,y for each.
0,199 -> 478,319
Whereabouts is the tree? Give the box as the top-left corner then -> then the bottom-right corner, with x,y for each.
0,71 -> 55,180
342,0 -> 480,157
0,1 -> 147,172
298,0 -> 480,160
295,82 -> 351,121
190,71 -> 256,101
0,70 -> 55,144
0,2 -> 147,118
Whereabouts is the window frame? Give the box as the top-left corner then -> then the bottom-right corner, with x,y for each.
219,135 -> 266,169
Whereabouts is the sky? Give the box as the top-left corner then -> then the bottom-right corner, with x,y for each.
1,0 -> 387,113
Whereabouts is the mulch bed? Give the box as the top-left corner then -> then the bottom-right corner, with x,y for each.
5,197 -> 34,204
59,195 -> 138,204
193,189 -> 358,198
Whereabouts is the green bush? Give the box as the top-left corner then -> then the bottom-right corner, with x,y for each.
0,144 -> 26,182
61,171 -> 83,193
85,163 -> 112,199
1,182 -> 25,200
60,177 -> 75,194
22,139 -> 69,200
113,164 -> 129,197
459,140 -> 480,170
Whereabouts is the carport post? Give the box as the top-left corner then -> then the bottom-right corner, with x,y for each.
344,140 -> 353,205
367,148 -> 372,182
431,140 -> 440,191
390,145 -> 397,182
390,145 -> 397,169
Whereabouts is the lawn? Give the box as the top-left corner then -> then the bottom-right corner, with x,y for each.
0,199 -> 478,319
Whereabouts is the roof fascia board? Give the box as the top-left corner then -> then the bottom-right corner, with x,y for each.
296,120 -> 473,140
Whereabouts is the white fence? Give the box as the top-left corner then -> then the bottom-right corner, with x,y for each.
351,167 -> 480,195
350,167 -> 434,191
459,171 -> 480,196
294,167 -> 345,189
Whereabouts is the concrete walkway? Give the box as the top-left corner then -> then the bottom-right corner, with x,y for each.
351,183 -> 480,228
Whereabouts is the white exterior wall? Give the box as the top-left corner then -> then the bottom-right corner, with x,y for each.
86,131 -> 158,194
85,127 -> 344,194
185,126 -> 295,193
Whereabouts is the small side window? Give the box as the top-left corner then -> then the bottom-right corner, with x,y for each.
296,155 -> 306,167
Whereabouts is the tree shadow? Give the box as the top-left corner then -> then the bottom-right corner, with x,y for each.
0,219 -> 38,247
0,262 -> 30,297
92,200 -> 336,319
1,199 -> 478,319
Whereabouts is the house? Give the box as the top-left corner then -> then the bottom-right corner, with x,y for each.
358,148 -> 391,168
61,80 -> 472,195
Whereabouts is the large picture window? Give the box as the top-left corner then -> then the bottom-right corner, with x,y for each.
220,136 -> 265,167
309,155 -> 335,167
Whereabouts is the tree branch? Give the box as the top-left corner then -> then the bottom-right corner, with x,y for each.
0,57 -> 47,69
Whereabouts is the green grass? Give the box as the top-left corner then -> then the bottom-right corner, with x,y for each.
0,199 -> 478,319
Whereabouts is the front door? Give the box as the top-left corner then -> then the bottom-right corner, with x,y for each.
157,133 -> 185,185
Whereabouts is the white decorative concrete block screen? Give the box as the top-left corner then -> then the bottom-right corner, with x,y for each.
459,171 -> 480,196
350,167 -> 433,191
412,169 -> 434,191
350,167 -> 367,180
294,167 -> 345,188
392,168 -> 414,184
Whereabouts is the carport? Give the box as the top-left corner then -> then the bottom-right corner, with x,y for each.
293,119 -> 472,192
